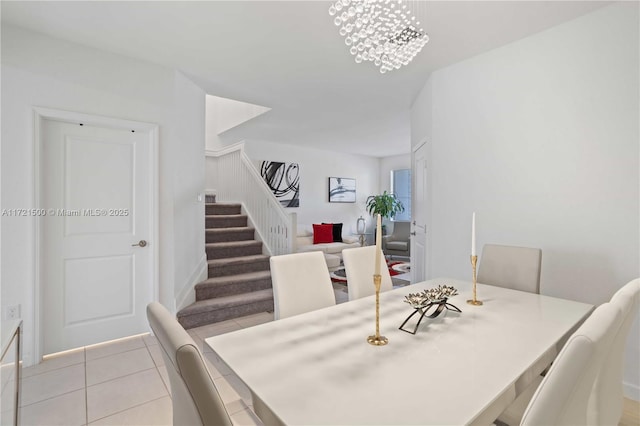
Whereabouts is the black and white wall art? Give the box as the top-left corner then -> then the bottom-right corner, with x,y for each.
328,177 -> 356,203
260,161 -> 300,207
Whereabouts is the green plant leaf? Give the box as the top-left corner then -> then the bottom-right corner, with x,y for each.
365,191 -> 405,219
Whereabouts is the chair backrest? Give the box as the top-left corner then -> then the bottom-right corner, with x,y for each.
520,302 -> 623,426
588,278 -> 640,425
269,251 -> 336,320
343,246 -> 393,301
477,244 -> 542,293
390,221 -> 411,239
146,302 -> 232,426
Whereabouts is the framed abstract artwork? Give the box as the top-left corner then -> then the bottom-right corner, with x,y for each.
260,161 -> 300,207
328,177 -> 356,203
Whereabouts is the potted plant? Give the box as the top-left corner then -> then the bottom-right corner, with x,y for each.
366,191 -> 405,220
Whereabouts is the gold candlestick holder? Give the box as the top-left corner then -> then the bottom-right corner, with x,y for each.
367,274 -> 388,346
467,255 -> 483,306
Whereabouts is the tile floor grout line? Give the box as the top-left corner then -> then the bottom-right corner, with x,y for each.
84,367 -> 170,424
88,344 -> 153,360
142,333 -> 159,347
85,366 -> 158,390
19,385 -> 86,409
86,394 -> 170,425
157,365 -> 171,396
85,341 -> 147,362
21,359 -> 86,379
146,338 -> 171,395
146,343 -> 163,369
84,347 -> 158,387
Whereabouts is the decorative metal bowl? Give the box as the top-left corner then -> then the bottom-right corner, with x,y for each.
400,285 -> 462,334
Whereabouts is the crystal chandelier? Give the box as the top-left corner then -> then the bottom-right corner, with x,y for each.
329,0 -> 429,73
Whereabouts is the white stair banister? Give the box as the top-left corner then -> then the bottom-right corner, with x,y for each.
205,143 -> 295,256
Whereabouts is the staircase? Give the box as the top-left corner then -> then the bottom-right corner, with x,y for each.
177,202 -> 274,329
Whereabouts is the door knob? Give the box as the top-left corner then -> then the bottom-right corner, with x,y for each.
132,240 -> 147,247
410,232 -> 416,236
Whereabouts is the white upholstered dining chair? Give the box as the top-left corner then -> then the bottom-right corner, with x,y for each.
342,246 -> 393,301
269,251 -> 336,320
477,245 -> 548,402
146,302 -> 233,426
497,302 -> 622,426
477,244 -> 542,294
588,278 -> 640,425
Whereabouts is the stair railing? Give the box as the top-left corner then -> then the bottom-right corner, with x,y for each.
206,142 -> 296,256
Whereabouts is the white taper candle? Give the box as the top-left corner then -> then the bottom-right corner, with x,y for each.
471,212 -> 476,256
374,214 -> 382,275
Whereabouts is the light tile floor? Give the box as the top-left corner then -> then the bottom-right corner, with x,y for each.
18,284 -> 373,426
20,312 -> 276,426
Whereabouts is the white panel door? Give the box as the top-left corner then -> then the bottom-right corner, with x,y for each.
412,143 -> 428,283
41,119 -> 153,354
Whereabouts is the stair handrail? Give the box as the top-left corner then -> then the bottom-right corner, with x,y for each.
206,142 -> 296,255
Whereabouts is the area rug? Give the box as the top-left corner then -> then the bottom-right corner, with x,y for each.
330,260 -> 410,286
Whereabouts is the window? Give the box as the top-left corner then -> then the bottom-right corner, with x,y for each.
391,169 -> 411,221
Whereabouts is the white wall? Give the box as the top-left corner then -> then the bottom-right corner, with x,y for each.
1,25 -> 206,365
211,96 -> 270,136
205,95 -> 270,151
171,74 -> 206,306
410,3 -> 639,397
205,95 -> 223,151
240,140 -> 381,235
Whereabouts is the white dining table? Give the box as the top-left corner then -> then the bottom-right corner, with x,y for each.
205,278 -> 593,425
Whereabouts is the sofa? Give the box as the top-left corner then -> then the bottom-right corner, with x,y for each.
295,224 -> 359,271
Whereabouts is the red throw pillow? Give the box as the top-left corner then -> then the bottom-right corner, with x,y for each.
322,222 -> 343,243
313,224 -> 334,244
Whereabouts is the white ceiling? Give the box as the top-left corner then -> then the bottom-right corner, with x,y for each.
1,1 -> 609,157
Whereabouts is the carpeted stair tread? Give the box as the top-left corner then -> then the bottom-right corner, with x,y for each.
205,202 -> 240,208
207,254 -> 270,278
179,289 -> 273,315
208,254 -> 269,267
205,214 -> 244,219
177,289 -> 274,328
206,226 -> 253,233
195,271 -> 272,300
206,241 -> 263,259
206,227 -> 255,243
197,270 -> 271,288
206,240 -> 262,248
205,214 -> 248,228
206,203 -> 241,215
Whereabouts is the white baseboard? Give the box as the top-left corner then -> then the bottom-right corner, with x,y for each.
175,253 -> 208,312
624,381 -> 640,401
